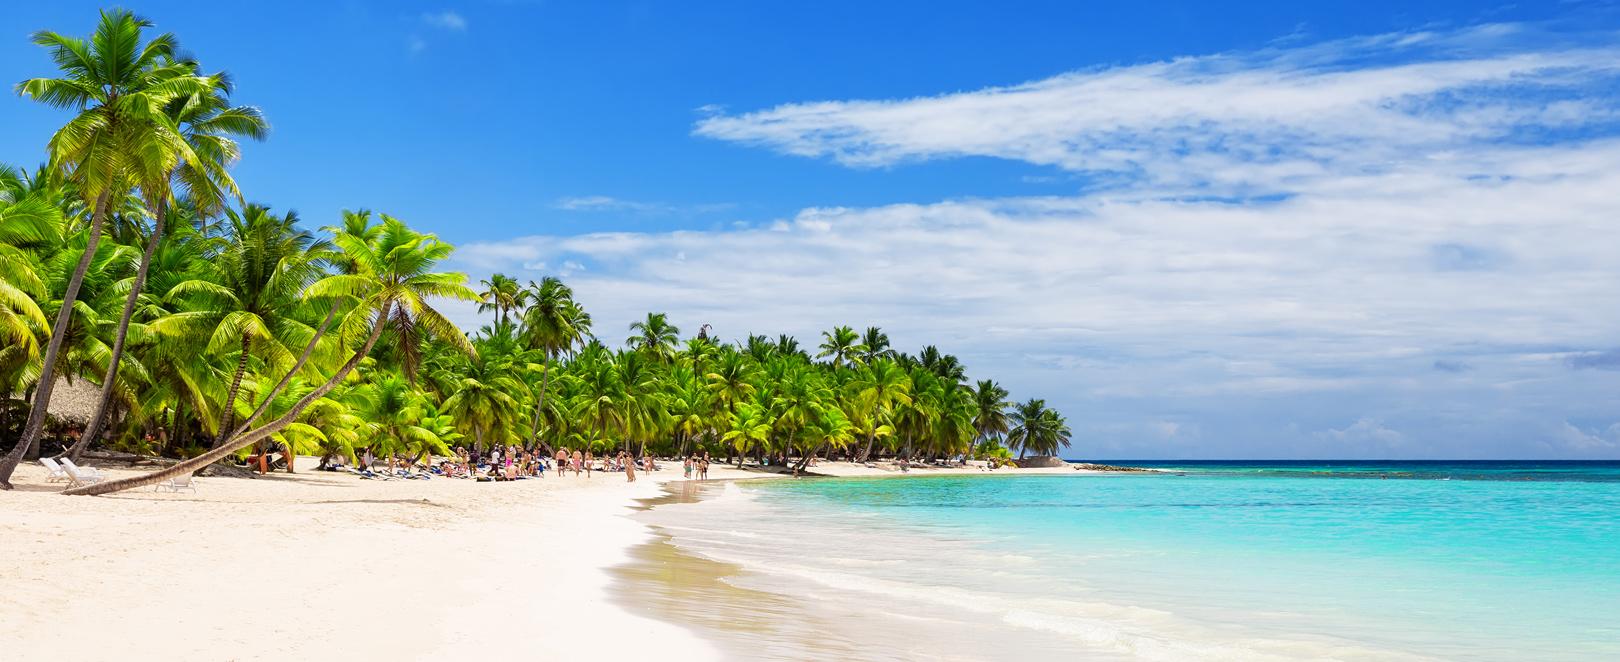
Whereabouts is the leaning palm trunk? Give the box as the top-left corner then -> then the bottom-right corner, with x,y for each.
858,424 -> 878,463
0,191 -> 113,489
527,357 -> 553,452
64,303 -> 392,496
67,202 -> 169,461
211,335 -> 253,449
792,441 -> 826,476
221,301 -> 339,444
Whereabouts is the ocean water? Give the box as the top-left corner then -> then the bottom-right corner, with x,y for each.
632,462 -> 1620,661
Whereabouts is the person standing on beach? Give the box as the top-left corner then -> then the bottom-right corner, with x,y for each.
698,457 -> 709,480
584,451 -> 594,477
571,449 -> 583,476
623,451 -> 636,482
683,456 -> 693,480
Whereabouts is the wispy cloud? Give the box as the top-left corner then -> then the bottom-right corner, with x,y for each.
695,24 -> 1620,198
554,195 -> 736,215
422,10 -> 468,31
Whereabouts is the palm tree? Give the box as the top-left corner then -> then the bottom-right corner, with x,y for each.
626,312 -> 679,360
69,70 -> 266,459
3,10 -> 214,487
817,325 -> 862,368
477,273 -> 525,325
1006,398 -> 1072,460
519,276 -> 589,451
859,326 -> 892,364
0,167 -> 60,377
441,351 -> 522,452
67,214 -> 476,494
156,205 -> 329,447
853,358 -> 911,462
969,379 -> 1011,460
721,402 -> 771,468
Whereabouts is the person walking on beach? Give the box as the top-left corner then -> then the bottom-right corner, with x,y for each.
571,449 -> 583,477
583,451 -> 594,477
622,451 -> 636,482
683,456 -> 693,480
698,457 -> 710,480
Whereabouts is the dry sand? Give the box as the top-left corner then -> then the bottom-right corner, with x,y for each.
0,456 -> 1087,660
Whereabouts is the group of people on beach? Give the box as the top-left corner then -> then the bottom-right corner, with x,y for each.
546,447 -> 656,482
681,453 -> 712,480
428,445 -> 662,482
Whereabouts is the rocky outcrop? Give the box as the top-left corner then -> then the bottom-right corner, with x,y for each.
1014,455 -> 1069,468
1070,462 -> 1157,473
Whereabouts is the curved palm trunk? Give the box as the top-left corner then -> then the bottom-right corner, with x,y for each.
211,336 -> 253,449
67,202 -> 169,461
527,356 -> 553,452
222,301 -> 339,444
792,441 -> 825,476
0,191 -> 112,489
65,302 -> 393,495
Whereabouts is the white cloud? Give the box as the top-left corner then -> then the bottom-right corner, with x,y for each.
1550,422 -> 1620,451
422,10 -> 468,31
448,24 -> 1620,458
694,24 -> 1620,198
1316,418 -> 1406,449
556,195 -> 666,212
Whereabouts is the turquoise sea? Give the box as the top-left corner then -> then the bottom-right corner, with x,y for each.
637,462 -> 1620,661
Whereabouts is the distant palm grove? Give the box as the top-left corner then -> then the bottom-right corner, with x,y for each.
0,11 -> 1071,494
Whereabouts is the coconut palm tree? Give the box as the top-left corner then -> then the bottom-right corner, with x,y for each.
817,325 -> 862,368
853,358 -> 911,462
626,311 -> 679,361
1006,398 -> 1072,459
67,214 -> 476,494
477,273 -> 525,325
519,276 -> 589,450
970,379 -> 1011,460
2,10 -> 215,487
441,351 -> 523,452
859,326 -> 892,364
722,402 -> 771,468
0,167 -> 60,376
69,70 -> 266,460
153,205 -> 329,447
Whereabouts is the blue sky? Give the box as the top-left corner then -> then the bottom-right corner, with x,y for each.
5,1 -> 1620,458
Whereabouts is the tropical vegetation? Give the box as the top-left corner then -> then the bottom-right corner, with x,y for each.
0,10 -> 1071,495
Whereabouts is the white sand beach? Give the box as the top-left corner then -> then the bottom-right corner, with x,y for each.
0,457 -> 1083,661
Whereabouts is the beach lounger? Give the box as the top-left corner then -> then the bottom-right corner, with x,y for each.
39,457 -> 70,483
59,458 -> 105,481
58,460 -> 104,487
154,473 -> 197,493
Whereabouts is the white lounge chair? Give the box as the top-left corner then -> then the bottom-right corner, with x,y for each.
57,460 -> 104,488
39,457 -> 69,483
155,473 -> 197,493
59,457 -> 105,481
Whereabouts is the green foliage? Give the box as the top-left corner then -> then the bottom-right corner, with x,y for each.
0,12 -> 1070,476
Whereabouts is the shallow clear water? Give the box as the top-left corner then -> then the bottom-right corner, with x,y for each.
638,462 -> 1620,661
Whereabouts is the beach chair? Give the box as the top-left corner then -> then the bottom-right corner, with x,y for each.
57,460 -> 104,488
39,457 -> 70,483
59,457 -> 106,481
154,472 -> 197,493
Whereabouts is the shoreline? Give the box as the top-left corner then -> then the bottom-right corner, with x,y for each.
0,456 -> 1106,660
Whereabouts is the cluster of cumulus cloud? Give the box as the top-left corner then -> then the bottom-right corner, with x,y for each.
458,23 -> 1620,457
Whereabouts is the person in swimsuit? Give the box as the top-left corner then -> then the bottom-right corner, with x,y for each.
683,456 -> 693,480
622,451 -> 636,482
583,451 -> 593,477
571,449 -> 584,476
